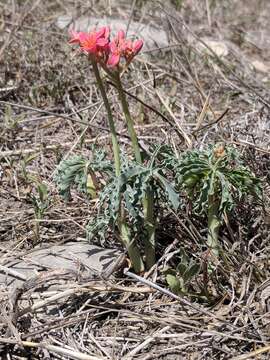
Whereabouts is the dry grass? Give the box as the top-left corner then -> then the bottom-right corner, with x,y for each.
0,0 -> 270,358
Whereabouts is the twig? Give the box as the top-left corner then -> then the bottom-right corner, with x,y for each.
192,108 -> 230,135
0,264 -> 27,281
155,90 -> 192,147
124,326 -> 170,359
0,338 -> 104,360
231,140 -> 270,154
0,100 -> 97,127
107,79 -> 184,141
0,137 -> 109,157
160,5 -> 270,109
0,0 -> 42,60
126,0 -> 137,35
231,345 -> 270,360
195,92 -> 211,130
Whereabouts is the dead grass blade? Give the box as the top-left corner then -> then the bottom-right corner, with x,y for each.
0,338 -> 105,360
231,345 -> 270,360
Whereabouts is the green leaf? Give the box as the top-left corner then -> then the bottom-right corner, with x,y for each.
86,173 -> 97,199
24,153 -> 38,165
176,262 -> 187,276
183,263 -> 200,283
163,268 -> 177,276
166,274 -> 181,293
54,149 -> 113,201
179,248 -> 189,266
37,182 -> 48,203
154,172 -> 180,210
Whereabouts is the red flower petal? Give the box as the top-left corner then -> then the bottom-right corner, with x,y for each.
107,53 -> 120,67
132,39 -> 143,54
96,27 -> 106,39
117,30 -> 125,41
69,30 -> 88,44
97,38 -> 109,47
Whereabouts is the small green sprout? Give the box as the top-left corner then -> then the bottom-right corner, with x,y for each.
164,249 -> 200,295
27,181 -> 49,241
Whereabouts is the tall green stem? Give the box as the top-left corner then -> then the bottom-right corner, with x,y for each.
92,61 -> 144,273
115,74 -> 156,269
207,195 -> 220,257
92,61 -> 121,176
115,74 -> 142,164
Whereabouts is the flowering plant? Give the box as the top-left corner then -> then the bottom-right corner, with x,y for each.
54,26 -> 179,273
55,26 -> 262,275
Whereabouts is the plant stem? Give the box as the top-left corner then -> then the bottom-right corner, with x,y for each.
115,73 -> 155,269
119,218 -> 145,273
144,188 -> 156,269
207,195 -> 220,257
114,73 -> 142,164
91,60 -> 121,176
92,61 -> 144,272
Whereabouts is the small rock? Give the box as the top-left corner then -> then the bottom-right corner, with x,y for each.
199,39 -> 229,57
251,59 -> 270,73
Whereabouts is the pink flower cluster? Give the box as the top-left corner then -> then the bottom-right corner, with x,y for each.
69,26 -> 143,69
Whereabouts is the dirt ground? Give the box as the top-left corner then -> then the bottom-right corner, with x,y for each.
0,0 -> 270,359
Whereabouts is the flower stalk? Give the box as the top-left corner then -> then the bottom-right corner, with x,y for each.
91,60 -> 121,176
91,60 -> 144,273
114,73 -> 142,164
114,72 -> 156,269
144,188 -> 156,269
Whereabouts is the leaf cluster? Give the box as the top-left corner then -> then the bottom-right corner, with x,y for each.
54,147 -> 113,201
54,146 -> 180,243
87,149 -> 180,242
174,144 -> 262,215
54,143 -> 262,254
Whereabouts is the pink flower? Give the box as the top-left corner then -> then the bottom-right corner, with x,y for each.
69,27 -> 110,56
122,39 -> 143,61
106,30 -> 125,67
132,39 -> 143,55
81,27 -> 110,54
117,29 -> 125,41
107,30 -> 143,68
69,30 -> 88,45
69,27 -> 143,70
107,40 -> 121,67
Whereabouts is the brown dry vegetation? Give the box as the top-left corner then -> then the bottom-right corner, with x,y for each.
0,0 -> 270,359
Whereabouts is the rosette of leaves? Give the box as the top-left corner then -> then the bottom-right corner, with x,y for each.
177,144 -> 262,257
164,248 -> 200,295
